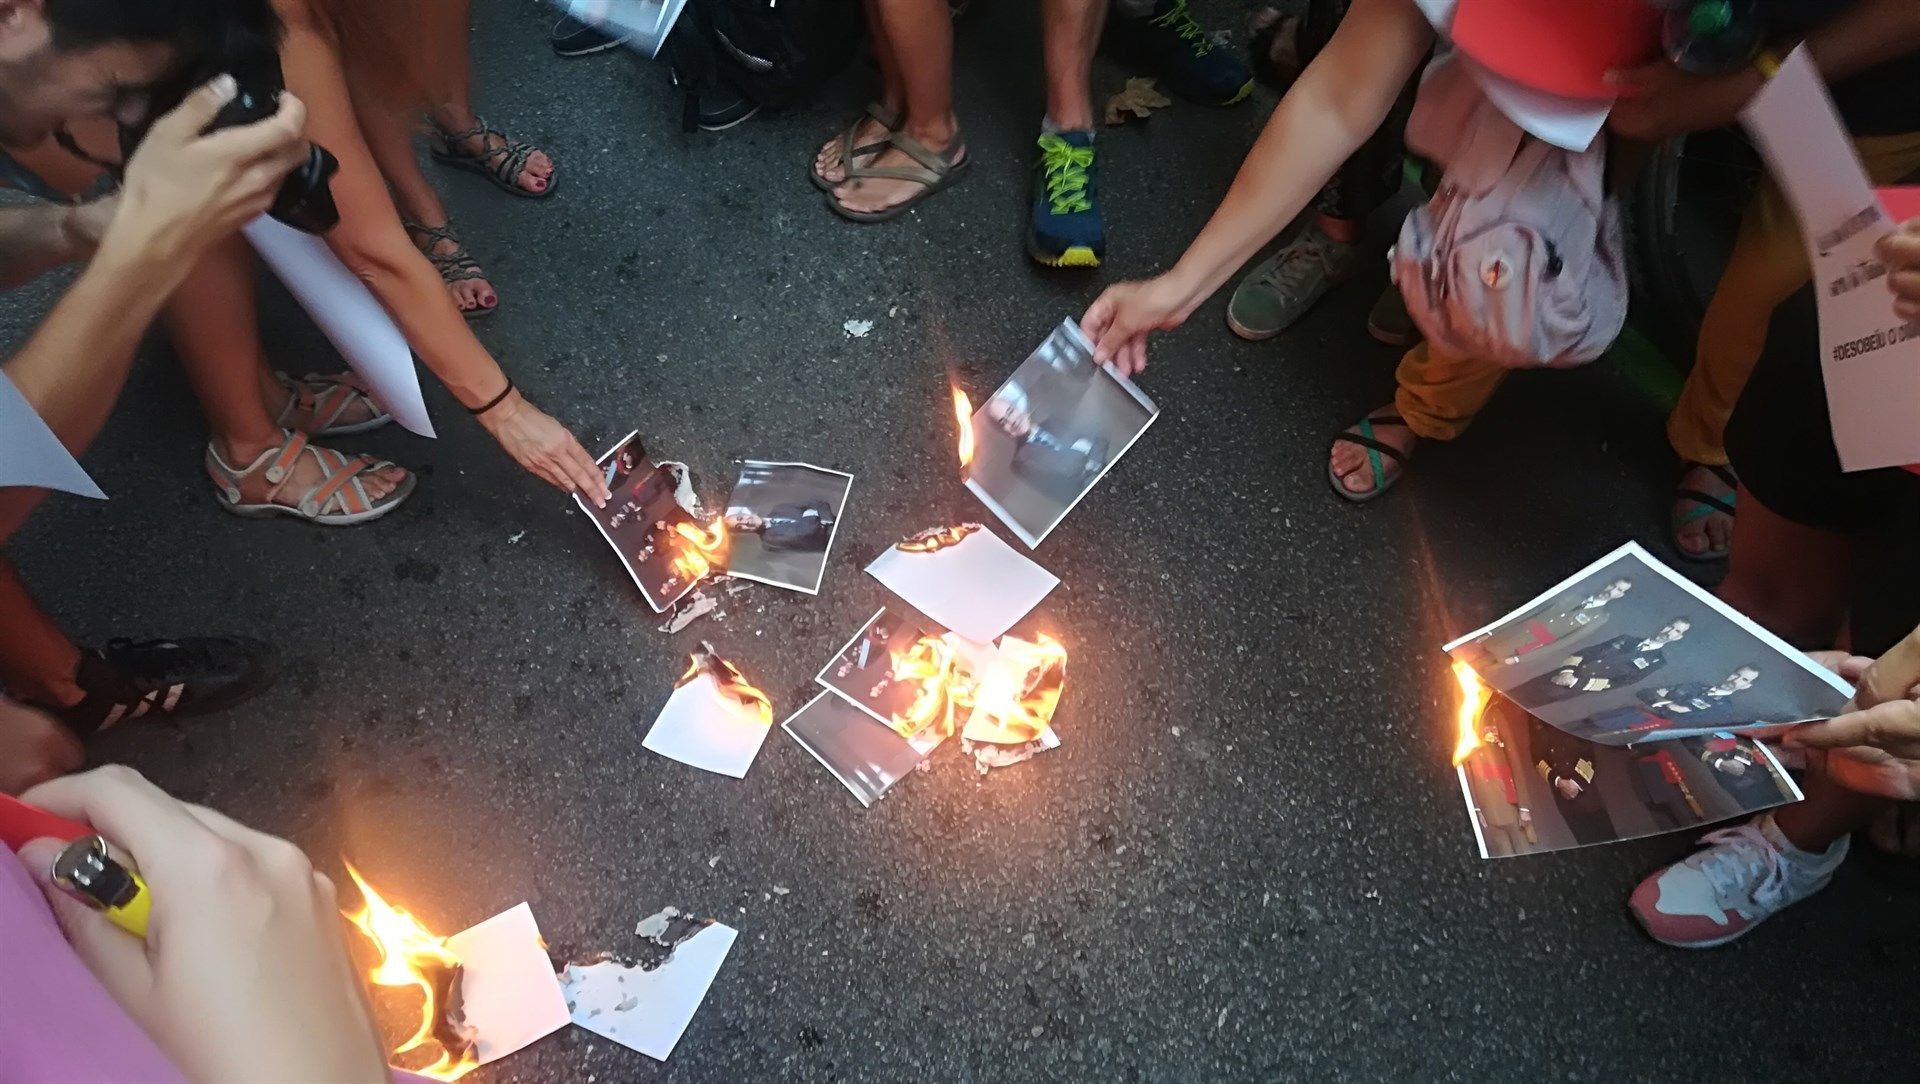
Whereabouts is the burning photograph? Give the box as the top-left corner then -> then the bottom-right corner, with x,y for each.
865,524 -> 1060,644
721,460 -> 853,595
1445,542 -> 1851,745
815,607 -> 943,731
964,319 -> 1159,548
643,645 -> 775,779
576,431 -> 721,613
1453,697 -> 1804,859
782,691 -> 935,807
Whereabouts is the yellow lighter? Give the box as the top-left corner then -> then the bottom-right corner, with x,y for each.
50,835 -> 151,939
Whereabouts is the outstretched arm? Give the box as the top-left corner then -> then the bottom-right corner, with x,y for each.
1082,0 -> 1434,372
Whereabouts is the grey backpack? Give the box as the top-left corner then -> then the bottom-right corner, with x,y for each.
1390,55 -> 1627,369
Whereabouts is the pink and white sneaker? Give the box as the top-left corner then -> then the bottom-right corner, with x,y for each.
1629,813 -> 1848,949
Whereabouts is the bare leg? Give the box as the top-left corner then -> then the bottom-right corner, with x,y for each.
1717,485 -> 1863,648
421,0 -> 554,194
814,0 -> 909,185
358,99 -> 497,315
1042,0 -> 1109,129
163,237 -> 406,502
1774,759 -> 1885,851
830,0 -> 961,216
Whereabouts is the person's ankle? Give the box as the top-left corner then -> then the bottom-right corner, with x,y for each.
1314,214 -> 1358,244
904,115 -> 958,150
216,431 -> 280,466
1042,112 -> 1095,135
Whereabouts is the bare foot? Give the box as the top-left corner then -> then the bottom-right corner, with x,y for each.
814,110 -> 893,187
1672,463 -> 1736,558
829,135 -> 966,217
219,434 -> 408,508
1329,407 -> 1418,495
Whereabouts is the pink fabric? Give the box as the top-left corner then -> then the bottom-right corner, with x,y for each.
0,846 -> 186,1083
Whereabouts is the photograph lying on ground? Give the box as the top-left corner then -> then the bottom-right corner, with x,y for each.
576,431 -> 715,612
1445,542 -> 1851,745
864,524 -> 1060,643
965,319 -> 1159,548
721,460 -> 853,594
782,691 -> 936,807
1454,697 -> 1803,859
815,606 -> 943,730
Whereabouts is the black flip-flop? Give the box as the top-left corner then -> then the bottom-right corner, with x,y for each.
1328,413 -> 1413,503
1671,463 -> 1737,561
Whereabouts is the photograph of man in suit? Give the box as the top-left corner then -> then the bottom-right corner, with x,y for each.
984,383 -> 1109,503
725,499 -> 835,552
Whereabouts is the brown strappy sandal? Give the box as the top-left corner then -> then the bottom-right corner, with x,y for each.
404,219 -> 495,319
811,102 -> 901,192
205,429 -> 415,526
429,117 -> 556,198
826,128 -> 971,223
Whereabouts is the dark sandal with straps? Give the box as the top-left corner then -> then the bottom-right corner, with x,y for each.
429,117 -> 556,199
826,128 -> 971,223
1328,413 -> 1414,503
811,102 -> 901,192
1671,462 -> 1737,561
404,219 -> 494,319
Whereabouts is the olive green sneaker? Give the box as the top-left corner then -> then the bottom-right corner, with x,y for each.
1226,226 -> 1358,341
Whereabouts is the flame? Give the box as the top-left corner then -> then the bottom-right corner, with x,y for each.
677,648 -> 773,725
884,632 -> 1067,745
952,387 -> 975,474
342,863 -> 479,1081
667,518 -> 729,583
1450,660 -> 1491,765
897,523 -> 981,554
888,633 -> 963,740
962,634 -> 1067,744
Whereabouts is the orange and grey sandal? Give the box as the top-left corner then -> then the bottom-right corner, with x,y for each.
271,370 -> 392,436
205,429 -> 415,526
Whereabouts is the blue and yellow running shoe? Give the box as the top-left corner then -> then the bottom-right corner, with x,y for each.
1115,0 -> 1254,107
1029,131 -> 1104,269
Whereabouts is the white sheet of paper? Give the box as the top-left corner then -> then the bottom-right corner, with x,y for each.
561,923 -> 737,1061
244,217 -> 435,438
0,373 -> 104,498
1741,48 -> 1920,472
865,527 -> 1059,643
444,902 -> 571,1065
642,671 -> 774,778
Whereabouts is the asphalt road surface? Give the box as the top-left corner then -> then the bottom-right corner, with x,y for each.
6,1 -> 1916,1079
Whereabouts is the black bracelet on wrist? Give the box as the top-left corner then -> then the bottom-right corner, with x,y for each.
468,378 -> 515,416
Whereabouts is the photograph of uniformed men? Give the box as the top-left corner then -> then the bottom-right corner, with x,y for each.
721,460 -> 852,594
1457,698 -> 1801,858
1452,547 -> 1849,744
965,320 -> 1158,547
580,432 -> 702,611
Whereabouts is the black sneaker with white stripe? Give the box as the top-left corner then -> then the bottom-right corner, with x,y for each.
58,636 -> 281,736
